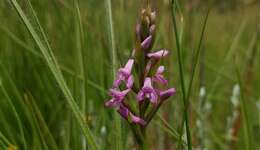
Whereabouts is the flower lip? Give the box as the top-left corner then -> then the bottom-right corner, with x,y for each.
147,50 -> 169,59
137,77 -> 158,104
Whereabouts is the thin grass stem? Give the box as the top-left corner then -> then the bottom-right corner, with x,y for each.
171,1 -> 192,150
105,0 -> 123,149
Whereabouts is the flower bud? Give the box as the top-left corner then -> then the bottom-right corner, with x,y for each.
141,35 -> 152,50
149,24 -> 156,35
135,23 -> 141,40
150,11 -> 156,24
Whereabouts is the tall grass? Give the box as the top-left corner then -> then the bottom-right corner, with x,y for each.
105,0 -> 123,149
171,1 -> 192,149
0,0 -> 259,149
9,0 -> 97,149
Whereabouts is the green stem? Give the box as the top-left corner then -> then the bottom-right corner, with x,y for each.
130,124 -> 147,150
236,65 -> 252,150
177,9 -> 209,150
145,103 -> 162,126
171,1 -> 192,150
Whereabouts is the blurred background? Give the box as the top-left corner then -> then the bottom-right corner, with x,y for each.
0,0 -> 259,149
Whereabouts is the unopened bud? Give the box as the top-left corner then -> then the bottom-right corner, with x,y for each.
149,24 -> 156,35
150,11 -> 156,23
141,35 -> 152,50
135,23 -> 141,41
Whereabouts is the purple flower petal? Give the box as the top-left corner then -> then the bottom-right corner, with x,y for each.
159,88 -> 176,101
147,50 -> 169,59
154,75 -> 168,85
126,75 -> 134,89
109,89 -> 130,99
113,78 -> 121,87
117,105 -> 146,126
124,59 -> 134,73
137,91 -> 144,102
105,98 -> 121,107
143,77 -> 152,88
149,92 -> 157,104
153,66 -> 168,85
105,89 -> 130,108
113,59 -> 134,88
130,114 -> 146,126
118,59 -> 134,76
117,105 -> 129,119
156,66 -> 165,74
137,77 -> 158,103
141,35 -> 152,49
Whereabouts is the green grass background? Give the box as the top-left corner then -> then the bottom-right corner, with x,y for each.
0,0 -> 259,149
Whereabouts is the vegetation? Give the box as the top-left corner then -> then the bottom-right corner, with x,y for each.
0,0 -> 259,149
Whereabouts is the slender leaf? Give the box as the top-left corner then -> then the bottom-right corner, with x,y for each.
9,0 -> 98,149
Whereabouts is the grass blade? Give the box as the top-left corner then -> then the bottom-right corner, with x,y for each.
23,93 -> 57,150
0,80 -> 27,150
235,63 -> 252,150
105,0 -> 123,149
0,25 -> 107,95
155,115 -> 188,147
206,19 -> 247,101
74,1 -> 87,149
9,0 -> 97,149
26,93 -> 59,150
171,1 -> 192,149
0,131 -> 11,148
176,9 -> 210,149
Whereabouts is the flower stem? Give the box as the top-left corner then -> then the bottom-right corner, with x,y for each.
145,102 -> 163,126
130,124 -> 147,149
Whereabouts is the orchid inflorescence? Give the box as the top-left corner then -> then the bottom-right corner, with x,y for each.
105,7 -> 176,128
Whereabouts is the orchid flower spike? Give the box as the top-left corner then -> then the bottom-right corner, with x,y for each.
137,77 -> 158,104
105,8 -> 176,135
114,59 -> 134,89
